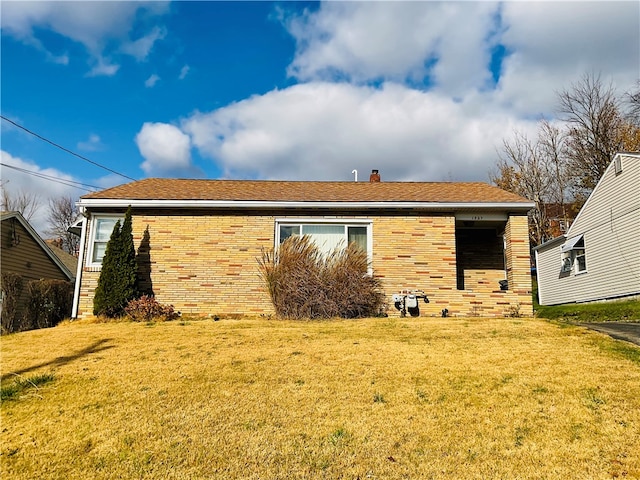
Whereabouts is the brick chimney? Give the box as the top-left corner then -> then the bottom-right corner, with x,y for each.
369,169 -> 380,182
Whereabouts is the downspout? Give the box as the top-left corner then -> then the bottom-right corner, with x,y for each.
71,210 -> 88,319
534,249 -> 542,306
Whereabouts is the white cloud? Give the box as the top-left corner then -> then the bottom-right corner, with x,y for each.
283,2 -> 500,96
281,1 -> 639,114
145,74 -> 161,88
135,123 -> 194,175
494,1 -> 640,116
1,149 -> 126,235
169,0 -> 634,185
0,150 -> 84,235
179,65 -> 190,80
46,51 -> 69,66
86,58 -> 120,77
121,26 -> 167,62
77,134 -> 104,152
181,82 -> 538,182
137,1 -> 638,185
1,1 -> 170,76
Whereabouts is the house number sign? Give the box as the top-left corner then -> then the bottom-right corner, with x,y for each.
455,213 -> 508,222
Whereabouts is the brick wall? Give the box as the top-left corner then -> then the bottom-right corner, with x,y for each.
76,210 -> 532,319
77,212 -> 275,318
504,214 -> 533,315
373,215 -> 532,317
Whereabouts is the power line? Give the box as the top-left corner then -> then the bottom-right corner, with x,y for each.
1,115 -> 137,181
1,162 -> 101,192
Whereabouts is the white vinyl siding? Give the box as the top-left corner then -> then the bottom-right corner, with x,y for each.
535,154 -> 640,305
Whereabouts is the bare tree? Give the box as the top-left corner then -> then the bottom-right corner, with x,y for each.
493,74 -> 639,245
557,73 -> 631,194
538,120 -> 573,225
624,79 -> 640,125
490,130 -> 556,246
0,182 -> 41,220
46,196 -> 80,256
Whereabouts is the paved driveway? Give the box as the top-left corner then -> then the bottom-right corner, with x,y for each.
581,323 -> 640,346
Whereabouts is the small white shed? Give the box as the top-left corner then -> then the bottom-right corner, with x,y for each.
534,152 -> 640,305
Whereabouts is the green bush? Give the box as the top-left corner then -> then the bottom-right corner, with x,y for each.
93,206 -> 138,317
258,236 -> 386,319
124,295 -> 179,322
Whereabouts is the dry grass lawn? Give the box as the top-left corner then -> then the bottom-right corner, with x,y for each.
1,317 -> 639,479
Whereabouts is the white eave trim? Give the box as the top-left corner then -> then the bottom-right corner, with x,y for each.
77,198 -> 535,211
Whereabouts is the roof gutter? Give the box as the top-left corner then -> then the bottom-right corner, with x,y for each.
77,199 -> 535,212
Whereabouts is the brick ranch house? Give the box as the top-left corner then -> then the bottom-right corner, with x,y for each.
72,171 -> 534,319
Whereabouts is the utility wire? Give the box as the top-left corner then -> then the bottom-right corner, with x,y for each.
1,115 -> 137,181
0,162 -> 101,192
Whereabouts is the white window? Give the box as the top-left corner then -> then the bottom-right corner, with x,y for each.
560,236 -> 587,275
88,215 -> 123,266
574,248 -> 587,273
276,219 -> 371,259
614,156 -> 623,175
558,220 -> 569,233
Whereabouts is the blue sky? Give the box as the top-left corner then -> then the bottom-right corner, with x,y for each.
1,1 -> 638,234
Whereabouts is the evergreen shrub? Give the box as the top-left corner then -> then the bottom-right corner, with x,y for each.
93,206 -> 138,317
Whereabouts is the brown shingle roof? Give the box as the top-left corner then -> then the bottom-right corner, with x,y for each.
46,241 -> 79,277
81,178 -> 531,204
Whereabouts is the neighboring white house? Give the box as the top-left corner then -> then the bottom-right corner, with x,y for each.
534,152 -> 640,306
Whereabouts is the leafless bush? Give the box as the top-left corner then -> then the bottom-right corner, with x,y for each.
125,295 -> 178,322
257,236 -> 386,319
24,279 -> 73,330
1,273 -> 24,334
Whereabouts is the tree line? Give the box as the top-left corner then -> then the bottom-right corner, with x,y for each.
490,73 -> 640,247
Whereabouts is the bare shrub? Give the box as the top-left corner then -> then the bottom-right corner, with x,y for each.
125,295 -> 178,322
24,279 -> 73,330
258,236 -> 386,319
1,273 -> 24,334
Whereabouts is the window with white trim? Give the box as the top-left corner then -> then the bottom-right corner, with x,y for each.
276,220 -> 371,258
88,215 -> 123,266
560,236 -> 587,274
574,248 -> 587,273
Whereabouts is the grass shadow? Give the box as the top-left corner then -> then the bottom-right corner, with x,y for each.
1,338 -> 115,382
